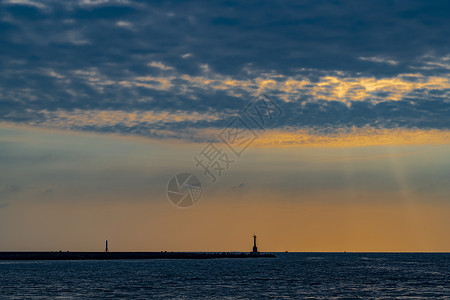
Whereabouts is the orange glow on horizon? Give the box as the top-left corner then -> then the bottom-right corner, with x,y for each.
1,200 -> 449,252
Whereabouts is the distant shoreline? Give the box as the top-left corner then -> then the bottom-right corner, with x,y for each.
0,252 -> 276,260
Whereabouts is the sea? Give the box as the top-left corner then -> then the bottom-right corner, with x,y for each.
0,253 -> 449,299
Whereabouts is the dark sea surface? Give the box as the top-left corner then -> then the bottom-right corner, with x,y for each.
0,253 -> 449,299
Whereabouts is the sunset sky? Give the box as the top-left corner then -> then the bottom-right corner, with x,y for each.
0,0 -> 449,252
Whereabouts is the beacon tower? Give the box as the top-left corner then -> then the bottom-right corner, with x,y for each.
252,234 -> 258,254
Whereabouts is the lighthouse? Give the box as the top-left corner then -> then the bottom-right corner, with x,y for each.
252,234 -> 258,254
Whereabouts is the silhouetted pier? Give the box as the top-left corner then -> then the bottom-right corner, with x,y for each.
0,235 -> 275,260
0,251 -> 275,260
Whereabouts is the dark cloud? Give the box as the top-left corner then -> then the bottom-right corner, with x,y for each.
0,0 -> 449,140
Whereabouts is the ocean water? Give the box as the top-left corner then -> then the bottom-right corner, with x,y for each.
0,253 -> 449,299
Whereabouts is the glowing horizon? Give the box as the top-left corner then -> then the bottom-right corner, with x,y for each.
1,126 -> 449,252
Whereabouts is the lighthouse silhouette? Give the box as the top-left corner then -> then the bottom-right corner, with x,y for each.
252,234 -> 258,254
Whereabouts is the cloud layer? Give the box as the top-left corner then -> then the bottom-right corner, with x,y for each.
1,0 -> 449,143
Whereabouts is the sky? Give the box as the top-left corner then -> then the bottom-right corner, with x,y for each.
0,0 -> 449,252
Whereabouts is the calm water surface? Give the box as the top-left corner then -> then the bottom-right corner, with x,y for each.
0,253 -> 449,299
